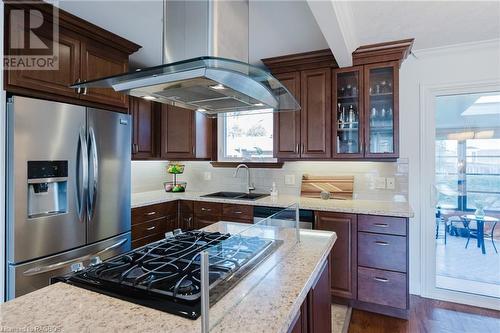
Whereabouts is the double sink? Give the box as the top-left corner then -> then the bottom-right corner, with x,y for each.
202,191 -> 269,201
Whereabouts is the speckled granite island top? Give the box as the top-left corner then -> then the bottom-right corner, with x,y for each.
0,222 -> 336,333
132,190 -> 414,218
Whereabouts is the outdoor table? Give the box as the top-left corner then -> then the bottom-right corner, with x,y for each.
461,215 -> 499,254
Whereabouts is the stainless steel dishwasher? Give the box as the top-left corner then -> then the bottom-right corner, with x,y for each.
253,206 -> 314,229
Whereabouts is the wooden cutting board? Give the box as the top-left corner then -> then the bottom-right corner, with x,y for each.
300,175 -> 354,200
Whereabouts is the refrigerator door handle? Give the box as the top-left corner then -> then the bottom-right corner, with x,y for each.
76,127 -> 88,222
22,238 -> 128,276
88,127 -> 99,220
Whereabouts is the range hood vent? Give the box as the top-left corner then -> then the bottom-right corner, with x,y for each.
70,0 -> 300,117
71,56 -> 299,117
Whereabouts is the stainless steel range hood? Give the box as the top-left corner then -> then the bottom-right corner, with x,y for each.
70,0 -> 300,117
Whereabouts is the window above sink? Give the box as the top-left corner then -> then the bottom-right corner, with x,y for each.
217,112 -> 277,163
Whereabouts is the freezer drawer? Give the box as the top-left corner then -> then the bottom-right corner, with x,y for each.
7,232 -> 131,300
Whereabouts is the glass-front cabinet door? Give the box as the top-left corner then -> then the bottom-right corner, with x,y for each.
333,67 -> 363,158
364,61 -> 399,158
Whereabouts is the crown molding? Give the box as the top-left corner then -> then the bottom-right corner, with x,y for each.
413,39 -> 500,58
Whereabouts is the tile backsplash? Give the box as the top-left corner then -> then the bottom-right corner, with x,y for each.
132,160 -> 409,202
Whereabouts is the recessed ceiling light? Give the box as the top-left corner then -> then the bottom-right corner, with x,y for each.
253,103 -> 264,107
143,96 -> 157,100
196,108 -> 207,112
210,84 -> 226,90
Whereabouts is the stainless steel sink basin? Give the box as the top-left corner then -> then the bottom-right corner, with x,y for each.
202,191 -> 269,201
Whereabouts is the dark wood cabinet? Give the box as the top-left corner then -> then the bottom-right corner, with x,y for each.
79,39 -> 129,108
160,105 -> 213,160
131,201 -> 177,248
274,72 -> 301,159
313,212 -> 409,319
6,25 -> 81,99
300,68 -> 331,159
193,201 -> 222,229
308,258 -> 332,333
4,2 -> 140,111
315,212 -> 357,300
160,105 -> 195,159
130,97 -> 157,159
222,204 -> 254,223
179,200 -> 194,230
264,42 -> 412,161
289,257 -> 331,333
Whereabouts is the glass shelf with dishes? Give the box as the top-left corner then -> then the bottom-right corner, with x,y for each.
366,65 -> 395,155
334,69 -> 362,156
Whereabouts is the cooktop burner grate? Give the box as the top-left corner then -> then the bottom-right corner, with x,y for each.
55,230 -> 281,319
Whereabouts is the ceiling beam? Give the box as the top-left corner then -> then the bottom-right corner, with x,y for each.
306,0 -> 358,67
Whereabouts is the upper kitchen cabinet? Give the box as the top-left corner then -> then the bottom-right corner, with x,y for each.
273,72 -> 301,159
300,68 -> 332,159
263,50 -> 337,161
263,40 -> 413,161
160,105 -> 213,160
363,62 -> 399,158
79,39 -> 129,108
4,2 -> 140,111
333,66 -> 364,159
130,96 -> 157,160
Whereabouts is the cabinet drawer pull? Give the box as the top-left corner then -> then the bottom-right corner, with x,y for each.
373,277 -> 389,283
201,208 -> 211,212
373,223 -> 389,228
233,211 -> 243,214
145,211 -> 157,216
295,143 -> 299,154
374,240 -> 389,246
146,226 -> 156,231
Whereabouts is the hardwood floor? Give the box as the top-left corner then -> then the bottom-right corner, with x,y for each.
348,295 -> 500,333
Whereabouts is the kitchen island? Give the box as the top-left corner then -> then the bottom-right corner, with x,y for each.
0,222 -> 336,333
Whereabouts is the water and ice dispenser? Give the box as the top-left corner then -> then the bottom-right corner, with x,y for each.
27,161 -> 68,218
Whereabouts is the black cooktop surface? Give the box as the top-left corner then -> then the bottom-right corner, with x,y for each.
55,230 -> 278,319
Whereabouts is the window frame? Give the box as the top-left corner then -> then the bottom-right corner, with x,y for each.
217,114 -> 277,163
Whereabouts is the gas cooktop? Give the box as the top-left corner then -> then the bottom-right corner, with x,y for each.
54,230 -> 281,319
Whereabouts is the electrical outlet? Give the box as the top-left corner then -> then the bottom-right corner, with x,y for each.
203,172 -> 212,181
285,174 -> 295,185
386,177 -> 396,190
374,177 -> 386,189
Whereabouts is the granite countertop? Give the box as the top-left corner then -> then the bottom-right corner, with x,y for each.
0,222 -> 336,333
132,190 -> 414,218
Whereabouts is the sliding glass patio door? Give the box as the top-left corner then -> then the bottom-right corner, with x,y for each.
421,83 -> 500,310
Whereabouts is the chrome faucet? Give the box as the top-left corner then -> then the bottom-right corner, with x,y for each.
234,164 -> 255,194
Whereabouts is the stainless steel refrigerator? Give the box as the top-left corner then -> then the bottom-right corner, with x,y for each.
6,96 -> 131,299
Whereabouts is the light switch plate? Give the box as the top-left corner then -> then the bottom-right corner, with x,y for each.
285,174 -> 295,185
386,177 -> 396,190
375,177 -> 386,189
203,172 -> 212,181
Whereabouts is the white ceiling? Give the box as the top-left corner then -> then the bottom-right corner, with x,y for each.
58,0 -> 163,68
58,0 -> 500,69
349,1 -> 500,50
58,0 -> 327,68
